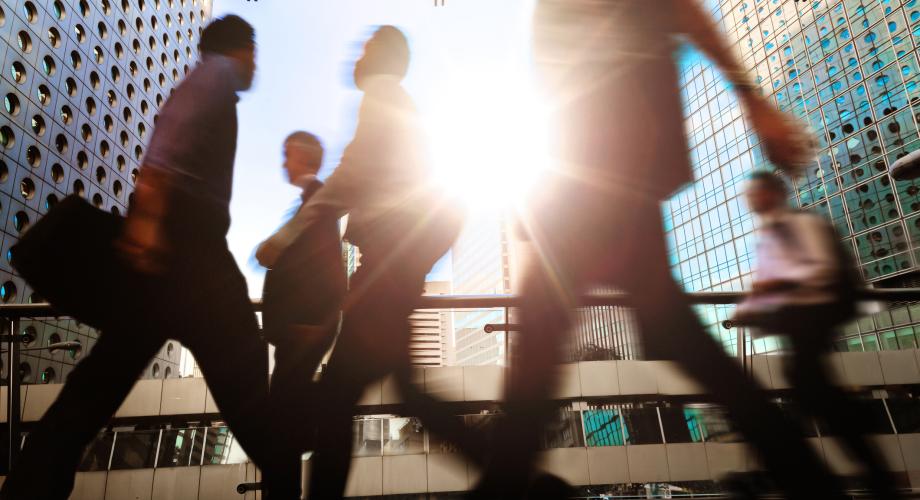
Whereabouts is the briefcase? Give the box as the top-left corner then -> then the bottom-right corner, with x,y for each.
9,195 -> 134,330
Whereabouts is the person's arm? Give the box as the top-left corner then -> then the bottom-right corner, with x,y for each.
675,0 -> 815,171
674,1 -> 753,94
116,166 -> 174,274
255,154 -> 360,267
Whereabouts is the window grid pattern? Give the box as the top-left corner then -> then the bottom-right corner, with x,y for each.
670,0 -> 920,354
0,0 -> 211,380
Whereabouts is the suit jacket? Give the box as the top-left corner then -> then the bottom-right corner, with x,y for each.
261,179 -> 347,345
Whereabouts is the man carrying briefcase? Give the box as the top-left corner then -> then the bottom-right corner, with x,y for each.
1,15 -> 288,499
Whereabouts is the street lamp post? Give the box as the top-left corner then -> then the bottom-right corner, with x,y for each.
5,318 -> 23,470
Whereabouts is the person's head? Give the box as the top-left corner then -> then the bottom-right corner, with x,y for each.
282,131 -> 324,184
353,26 -> 410,90
199,15 -> 256,90
746,170 -> 788,215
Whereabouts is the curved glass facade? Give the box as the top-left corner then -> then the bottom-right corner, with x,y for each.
670,0 -> 920,354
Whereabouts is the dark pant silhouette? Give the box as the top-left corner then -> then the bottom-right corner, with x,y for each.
262,214 -> 346,499
306,208 -> 477,499
268,326 -> 338,498
471,182 -> 847,500
774,304 -> 898,499
1,241 -> 281,499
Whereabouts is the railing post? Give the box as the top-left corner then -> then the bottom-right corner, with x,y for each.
8,317 -> 21,469
736,326 -> 746,375
503,306 -> 510,367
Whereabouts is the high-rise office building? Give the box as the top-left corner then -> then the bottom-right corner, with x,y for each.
670,0 -> 920,354
450,213 -> 510,366
450,212 -> 639,364
408,280 -> 452,366
0,0 -> 210,383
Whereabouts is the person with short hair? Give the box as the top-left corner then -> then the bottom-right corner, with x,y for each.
731,171 -> 899,500
261,131 -> 347,499
0,15 -> 288,499
257,26 -> 467,499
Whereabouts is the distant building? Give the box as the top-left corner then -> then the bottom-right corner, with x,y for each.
409,281 -> 452,366
450,214 -> 510,365
450,213 -> 638,365
671,0 -> 920,354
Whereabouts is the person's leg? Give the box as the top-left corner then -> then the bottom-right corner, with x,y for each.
470,251 -> 577,498
165,252 -> 284,496
1,330 -> 163,500
308,210 -> 462,499
622,209 -> 845,500
310,216 -> 459,498
784,311 -> 899,500
307,266 -> 410,500
267,332 -> 336,499
394,341 -> 492,465
182,319 -> 281,493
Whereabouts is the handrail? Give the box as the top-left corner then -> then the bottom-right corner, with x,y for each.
4,287 -> 920,468
1,288 -> 920,318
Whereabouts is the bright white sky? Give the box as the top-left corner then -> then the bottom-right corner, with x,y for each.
210,0 -> 538,297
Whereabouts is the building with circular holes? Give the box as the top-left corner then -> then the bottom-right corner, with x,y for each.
0,0 -> 212,385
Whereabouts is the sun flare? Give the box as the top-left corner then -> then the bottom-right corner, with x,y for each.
424,74 -> 552,214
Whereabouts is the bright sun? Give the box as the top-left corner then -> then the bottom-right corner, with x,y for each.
424,74 -> 552,214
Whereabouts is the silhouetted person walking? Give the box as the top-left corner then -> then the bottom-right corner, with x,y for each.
732,171 -> 898,500
1,15 -> 287,499
473,1 -> 847,499
257,26 -> 465,499
261,131 -> 347,498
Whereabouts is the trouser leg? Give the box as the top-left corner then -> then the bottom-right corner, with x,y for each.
472,259 -> 574,498
166,254 -> 281,496
785,313 -> 898,500
395,348 -> 492,465
1,330 -> 162,500
308,240 -> 446,498
625,219 -> 845,500
307,211 -> 461,499
189,332 -> 278,496
268,336 -> 334,499
306,291 -> 402,499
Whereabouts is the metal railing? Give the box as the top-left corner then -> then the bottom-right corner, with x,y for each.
3,288 -> 920,470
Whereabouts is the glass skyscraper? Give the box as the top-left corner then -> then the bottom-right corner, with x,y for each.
669,0 -> 920,354
0,0 -> 209,383
450,213 -> 510,366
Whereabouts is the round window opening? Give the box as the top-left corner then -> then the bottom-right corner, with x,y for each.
1,281 -> 18,303
40,366 -> 55,384
13,211 -> 30,232
19,362 -> 33,383
19,178 -> 35,200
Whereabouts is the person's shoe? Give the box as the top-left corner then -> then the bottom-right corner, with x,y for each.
526,473 -> 577,499
721,472 -> 770,500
